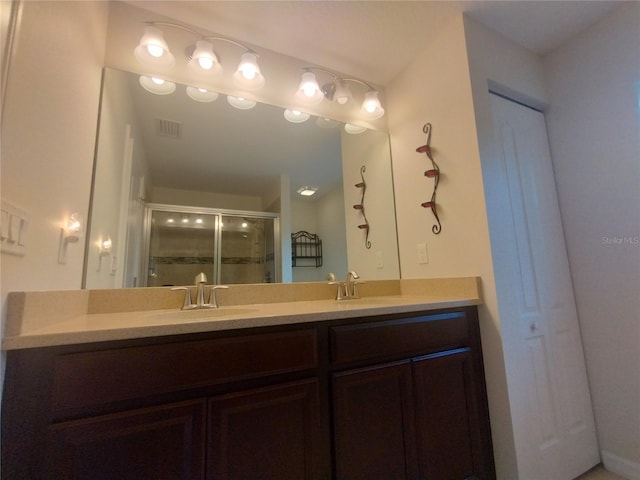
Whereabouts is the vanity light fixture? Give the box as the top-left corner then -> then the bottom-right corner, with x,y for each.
135,22 -> 264,90
297,186 -> 318,197
296,71 -> 324,105
296,67 -> 385,119
58,212 -> 82,264
134,25 -> 175,68
139,76 -> 176,95
186,86 -> 219,102
284,109 -> 310,123
227,95 -> 257,110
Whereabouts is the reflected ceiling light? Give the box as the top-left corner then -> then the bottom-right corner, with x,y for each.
233,52 -> 265,90
134,26 -> 175,68
316,117 -> 339,129
227,95 -> 257,110
186,86 -> 219,102
195,218 -> 204,224
134,22 -> 265,90
296,71 -> 324,105
284,109 -> 310,123
139,75 -> 176,95
297,186 -> 318,196
344,123 -> 367,134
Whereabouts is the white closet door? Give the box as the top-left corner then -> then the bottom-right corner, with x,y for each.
488,93 -> 599,479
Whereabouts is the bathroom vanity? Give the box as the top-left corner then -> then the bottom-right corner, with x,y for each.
2,278 -> 495,479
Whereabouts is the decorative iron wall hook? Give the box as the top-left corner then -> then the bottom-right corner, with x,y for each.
416,123 -> 442,234
353,165 -> 371,249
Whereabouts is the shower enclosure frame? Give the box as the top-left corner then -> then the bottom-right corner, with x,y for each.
141,203 -> 281,287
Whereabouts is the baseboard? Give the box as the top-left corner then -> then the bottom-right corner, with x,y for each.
602,450 -> 640,480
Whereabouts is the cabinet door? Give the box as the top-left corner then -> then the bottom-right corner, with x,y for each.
332,360 -> 419,480
47,400 -> 206,480
208,379 -> 325,480
413,348 -> 490,480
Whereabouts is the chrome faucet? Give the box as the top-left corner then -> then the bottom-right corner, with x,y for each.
345,270 -> 361,298
172,272 -> 229,309
330,271 -> 364,300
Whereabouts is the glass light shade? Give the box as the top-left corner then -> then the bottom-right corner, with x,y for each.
297,186 -> 318,196
361,90 -> 385,119
187,40 -> 222,75
334,79 -> 352,105
139,76 -> 176,95
186,86 -> 219,102
134,26 -> 175,68
233,52 -> 265,90
344,123 -> 367,134
316,117 -> 339,129
284,109 -> 311,123
227,95 -> 257,110
296,71 -> 324,105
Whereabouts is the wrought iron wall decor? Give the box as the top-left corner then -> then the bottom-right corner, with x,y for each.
353,165 -> 371,249
416,123 -> 442,234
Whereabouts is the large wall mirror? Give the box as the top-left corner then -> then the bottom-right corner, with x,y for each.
83,68 -> 400,289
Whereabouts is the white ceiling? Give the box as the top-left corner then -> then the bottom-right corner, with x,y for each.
126,0 -> 621,86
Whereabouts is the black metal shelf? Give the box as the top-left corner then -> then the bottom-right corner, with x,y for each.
291,231 -> 322,268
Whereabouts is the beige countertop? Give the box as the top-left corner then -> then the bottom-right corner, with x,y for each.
3,277 -> 482,350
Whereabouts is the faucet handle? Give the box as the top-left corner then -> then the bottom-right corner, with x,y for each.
351,280 -> 365,299
171,287 -> 193,310
207,285 -> 229,308
329,281 -> 346,300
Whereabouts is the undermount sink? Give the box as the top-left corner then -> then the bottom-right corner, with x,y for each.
146,307 -> 258,322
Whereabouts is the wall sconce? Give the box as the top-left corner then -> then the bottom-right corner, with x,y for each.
295,67 -> 385,119
134,21 -> 265,90
97,237 -> 116,274
58,212 -> 82,264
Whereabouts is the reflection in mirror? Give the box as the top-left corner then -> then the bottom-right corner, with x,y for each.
84,68 -> 399,288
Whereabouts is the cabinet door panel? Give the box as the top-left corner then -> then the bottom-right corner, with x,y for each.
332,360 -> 418,480
208,379 -> 324,480
413,348 -> 486,480
47,400 -> 206,480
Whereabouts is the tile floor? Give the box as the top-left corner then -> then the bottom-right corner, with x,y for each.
575,465 -> 627,480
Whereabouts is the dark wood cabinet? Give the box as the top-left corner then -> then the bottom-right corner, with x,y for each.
330,314 -> 494,480
208,379 -> 324,480
333,361 -> 419,480
47,400 -> 206,480
2,306 -> 494,480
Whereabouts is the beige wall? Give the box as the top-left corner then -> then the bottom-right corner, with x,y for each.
0,0 -> 109,390
385,13 -> 523,478
543,2 -> 640,476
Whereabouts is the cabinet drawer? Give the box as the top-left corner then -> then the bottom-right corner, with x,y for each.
51,329 -> 317,414
330,312 -> 469,365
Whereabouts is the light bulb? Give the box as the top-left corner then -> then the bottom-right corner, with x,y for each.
233,52 -> 264,90
134,26 -> 174,68
296,71 -> 323,104
301,72 -> 319,97
361,90 -> 385,119
146,43 -> 164,58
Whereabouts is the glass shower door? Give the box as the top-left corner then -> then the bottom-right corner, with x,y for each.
146,209 -> 217,287
219,215 -> 276,284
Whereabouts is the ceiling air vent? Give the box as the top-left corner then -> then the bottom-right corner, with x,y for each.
155,118 -> 182,139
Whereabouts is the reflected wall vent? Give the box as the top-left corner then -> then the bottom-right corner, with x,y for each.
155,118 -> 182,139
